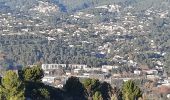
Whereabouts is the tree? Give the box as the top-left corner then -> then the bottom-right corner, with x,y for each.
18,66 -> 54,99
1,70 -> 25,100
82,78 -> 100,99
30,87 -> 50,100
63,77 -> 86,100
23,80 -> 56,100
38,88 -> 50,100
122,80 -> 142,100
19,66 -> 44,82
111,87 -> 122,100
0,86 -> 4,100
92,91 -> 103,100
111,94 -> 118,100
164,52 -> 170,76
99,82 -> 112,100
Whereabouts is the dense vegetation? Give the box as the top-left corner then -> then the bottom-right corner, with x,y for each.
0,66 -> 143,100
0,34 -> 109,69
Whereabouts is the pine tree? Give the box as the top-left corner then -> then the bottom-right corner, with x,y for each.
19,66 -> 44,82
122,80 -> 142,100
82,78 -> 100,98
92,91 -> 103,100
1,70 -> 25,100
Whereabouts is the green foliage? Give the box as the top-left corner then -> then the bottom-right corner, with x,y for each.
111,94 -> 118,100
83,78 -> 100,97
0,70 -> 25,100
0,35 -> 109,68
164,52 -> 170,76
83,78 -> 100,88
0,67 -> 64,100
83,79 -> 118,100
0,72 -> 143,100
31,87 -> 50,100
19,66 -> 51,99
0,86 -> 4,100
122,80 -> 142,100
111,87 -> 122,100
38,88 -> 50,100
19,66 -> 44,82
24,81 -> 64,100
92,91 -> 103,100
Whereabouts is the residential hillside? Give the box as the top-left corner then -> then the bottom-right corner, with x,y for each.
0,0 -> 170,99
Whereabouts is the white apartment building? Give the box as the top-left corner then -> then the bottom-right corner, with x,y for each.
42,64 -> 66,70
68,64 -> 87,69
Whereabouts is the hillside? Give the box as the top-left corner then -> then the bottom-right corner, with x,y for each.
0,1 -> 170,99
0,0 -> 170,74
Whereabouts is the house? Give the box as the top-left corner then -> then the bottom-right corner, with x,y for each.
83,67 -> 91,72
28,65 -> 38,67
102,68 -> 110,73
146,75 -> 159,79
112,74 -> 121,77
73,69 -> 82,74
144,69 -> 158,75
102,65 -> 119,73
83,73 -> 90,77
92,67 -> 101,71
42,76 -> 56,84
162,79 -> 170,87
44,70 -> 50,75
134,69 -> 142,75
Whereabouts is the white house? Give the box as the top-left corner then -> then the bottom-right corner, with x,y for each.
102,65 -> 119,72
42,76 -> 56,84
145,69 -> 158,75
83,67 -> 92,72
134,70 -> 141,75
146,75 -> 159,79
74,69 -> 82,74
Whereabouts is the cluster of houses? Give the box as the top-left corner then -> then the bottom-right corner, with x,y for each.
41,63 -> 119,87
40,63 -> 170,89
39,62 -> 170,99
